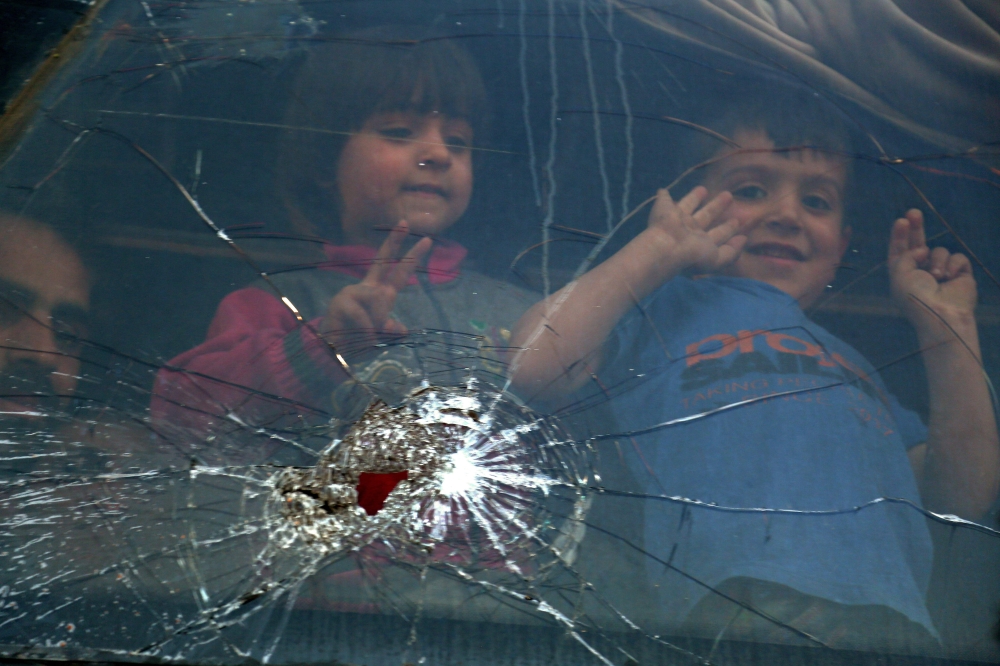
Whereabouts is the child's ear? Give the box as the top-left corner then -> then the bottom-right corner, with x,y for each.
837,225 -> 852,260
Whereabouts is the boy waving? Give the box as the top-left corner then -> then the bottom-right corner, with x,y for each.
510,96 -> 998,650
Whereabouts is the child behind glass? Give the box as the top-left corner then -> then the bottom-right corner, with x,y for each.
511,87 -> 998,651
152,29 -> 535,477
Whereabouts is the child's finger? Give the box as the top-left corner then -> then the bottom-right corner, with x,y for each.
386,236 -> 433,292
946,252 -> 972,280
366,221 -> 409,284
929,246 -> 950,279
676,186 -> 707,216
328,299 -> 376,338
651,188 -> 678,213
706,217 -> 743,245
717,235 -> 748,266
694,191 -> 734,230
887,217 -> 913,265
905,209 -> 925,250
382,318 -> 408,336
647,189 -> 680,229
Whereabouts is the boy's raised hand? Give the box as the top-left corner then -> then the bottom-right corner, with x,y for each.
888,209 -> 977,335
888,213 -> 998,521
645,186 -> 745,273
320,221 -> 432,352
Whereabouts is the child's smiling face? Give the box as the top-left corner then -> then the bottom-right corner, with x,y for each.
702,130 -> 851,308
336,110 -> 474,246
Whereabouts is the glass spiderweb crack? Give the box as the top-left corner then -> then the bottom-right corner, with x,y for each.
267,381 -> 592,576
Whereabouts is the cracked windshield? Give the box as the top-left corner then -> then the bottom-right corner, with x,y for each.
0,1 -> 998,664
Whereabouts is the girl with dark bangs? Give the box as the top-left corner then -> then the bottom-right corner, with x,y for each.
277,26 -> 491,241
152,29 -> 536,493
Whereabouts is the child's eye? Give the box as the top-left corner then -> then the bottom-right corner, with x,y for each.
445,135 -> 470,151
379,127 -> 413,140
732,185 -> 766,201
802,194 -> 833,211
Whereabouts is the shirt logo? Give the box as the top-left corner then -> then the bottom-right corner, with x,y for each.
681,329 -> 888,407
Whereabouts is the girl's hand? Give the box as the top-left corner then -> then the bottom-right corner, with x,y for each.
320,221 -> 432,352
888,209 -> 978,337
645,187 -> 745,273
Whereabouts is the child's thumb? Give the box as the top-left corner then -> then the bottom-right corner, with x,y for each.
382,317 -> 408,336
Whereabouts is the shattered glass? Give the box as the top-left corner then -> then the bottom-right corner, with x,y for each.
0,1 -> 997,664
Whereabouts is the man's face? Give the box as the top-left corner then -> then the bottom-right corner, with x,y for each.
336,110 -> 474,245
0,223 -> 89,417
702,130 -> 851,308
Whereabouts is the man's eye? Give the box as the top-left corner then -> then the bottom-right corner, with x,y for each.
52,324 -> 85,355
803,194 -> 832,211
50,305 -> 89,355
379,127 -> 412,140
732,185 -> 766,200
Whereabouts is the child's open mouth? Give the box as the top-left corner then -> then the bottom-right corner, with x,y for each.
746,243 -> 805,262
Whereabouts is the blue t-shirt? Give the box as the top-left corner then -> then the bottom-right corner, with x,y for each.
607,276 -> 934,631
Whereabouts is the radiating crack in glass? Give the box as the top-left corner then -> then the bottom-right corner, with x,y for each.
0,1 -> 998,664
269,382 -> 586,568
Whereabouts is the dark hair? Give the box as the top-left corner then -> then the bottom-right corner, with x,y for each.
277,26 -> 489,239
678,79 -> 856,180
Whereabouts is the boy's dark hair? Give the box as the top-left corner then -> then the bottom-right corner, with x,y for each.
680,79 -> 858,186
277,25 -> 489,240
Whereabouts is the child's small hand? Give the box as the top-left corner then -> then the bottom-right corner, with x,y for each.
320,221 -> 432,351
888,209 -> 977,334
645,186 -> 745,273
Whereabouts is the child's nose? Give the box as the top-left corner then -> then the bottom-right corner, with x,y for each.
414,126 -> 453,170
762,194 -> 804,235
